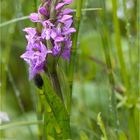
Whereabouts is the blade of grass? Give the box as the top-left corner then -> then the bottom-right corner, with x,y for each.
127,1 -> 140,140
0,16 -> 29,28
98,1 -> 119,138
36,89 -> 45,140
74,8 -> 102,12
68,0 -> 83,110
136,1 -> 140,138
129,108 -> 139,140
7,69 -> 25,113
0,121 -> 42,130
136,0 -> 140,97
1,24 -> 15,112
7,69 -> 35,139
122,0 -> 133,68
97,113 -> 108,140
0,8 -> 101,28
111,0 -> 130,93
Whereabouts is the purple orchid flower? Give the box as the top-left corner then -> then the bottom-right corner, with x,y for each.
21,0 -> 76,79
21,42 -> 52,79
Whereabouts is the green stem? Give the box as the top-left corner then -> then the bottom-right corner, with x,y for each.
98,1 -> 119,138
48,68 -> 63,101
128,108 -> 139,140
69,0 -> 83,105
0,16 -> 29,28
129,1 -> 140,140
122,0 -> 132,64
33,0 -> 38,11
8,69 -> 34,139
1,25 -> 15,114
122,0 -> 133,91
37,90 -> 45,140
136,0 -> 140,97
0,9 -> 102,28
0,121 -> 42,130
136,0 -> 140,139
50,0 -> 57,20
80,7 -> 102,12
111,0 -> 130,92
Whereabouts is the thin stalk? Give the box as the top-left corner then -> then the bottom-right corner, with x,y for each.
122,0 -> 132,65
111,0 -> 130,92
1,25 -> 15,114
100,24 -> 119,138
0,16 -> 29,28
98,1 -> 119,138
122,0 -> 139,139
7,69 -> 25,113
73,8 -> 102,12
8,69 -> 34,139
122,0 -> 133,91
136,1 -> 140,139
0,121 -> 42,130
133,1 -> 140,140
33,0 -> 45,138
130,1 -> 140,140
0,8 -> 102,28
69,0 -> 83,105
136,0 -> 140,97
128,107 -> 139,140
37,90 -> 45,140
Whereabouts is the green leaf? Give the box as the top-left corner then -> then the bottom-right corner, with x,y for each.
56,66 -> 71,114
42,73 -> 70,139
118,131 -> 127,140
44,101 -> 62,140
97,113 -> 108,140
80,131 -> 89,140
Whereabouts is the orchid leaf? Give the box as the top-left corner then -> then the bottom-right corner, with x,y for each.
42,73 -> 70,139
56,66 -> 71,114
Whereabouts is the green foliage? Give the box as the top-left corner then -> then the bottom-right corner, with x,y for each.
97,113 -> 108,140
42,73 -> 70,139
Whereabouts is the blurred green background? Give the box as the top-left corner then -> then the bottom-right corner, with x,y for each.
0,0 -> 139,140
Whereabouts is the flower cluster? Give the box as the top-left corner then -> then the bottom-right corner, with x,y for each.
21,0 -> 76,79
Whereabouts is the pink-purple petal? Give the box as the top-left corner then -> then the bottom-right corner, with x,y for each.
55,36 -> 64,42
63,9 -> 74,15
56,3 -> 65,10
64,0 -> 73,4
58,15 -> 72,23
39,7 -> 48,16
29,13 -> 39,22
63,27 -> 76,35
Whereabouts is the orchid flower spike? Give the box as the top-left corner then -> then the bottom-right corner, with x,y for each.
21,0 -> 76,79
